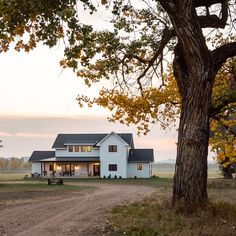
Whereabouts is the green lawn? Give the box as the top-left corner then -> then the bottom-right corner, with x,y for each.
64,177 -> 173,188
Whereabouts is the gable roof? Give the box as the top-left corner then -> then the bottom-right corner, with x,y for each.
28,151 -> 55,162
128,149 -> 154,163
52,133 -> 134,148
96,131 -> 129,146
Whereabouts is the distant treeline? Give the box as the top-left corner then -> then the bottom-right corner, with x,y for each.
0,157 -> 31,172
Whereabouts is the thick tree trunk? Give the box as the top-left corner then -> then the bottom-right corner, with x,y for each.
172,91 -> 211,208
158,0 -> 232,209
172,44 -> 213,208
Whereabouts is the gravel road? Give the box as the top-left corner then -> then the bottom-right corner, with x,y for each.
0,183 -> 156,236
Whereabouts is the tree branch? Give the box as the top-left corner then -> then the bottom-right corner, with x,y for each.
210,98 -> 236,118
197,1 -> 228,28
211,42 -> 236,73
194,0 -> 228,7
135,28 -> 175,91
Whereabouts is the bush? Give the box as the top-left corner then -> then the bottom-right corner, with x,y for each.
119,176 -> 122,179
103,175 -> 106,179
114,175 -> 117,179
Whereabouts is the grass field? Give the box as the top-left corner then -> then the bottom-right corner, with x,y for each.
0,173 -> 30,181
153,170 -> 221,178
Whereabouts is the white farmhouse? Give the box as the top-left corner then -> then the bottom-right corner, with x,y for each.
29,131 -> 154,178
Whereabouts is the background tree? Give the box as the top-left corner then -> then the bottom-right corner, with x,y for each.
1,0 -> 236,209
210,58 -> 236,178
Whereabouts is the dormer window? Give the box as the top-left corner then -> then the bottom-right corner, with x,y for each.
81,146 -> 86,152
87,146 -> 92,152
68,146 -> 73,152
75,146 -> 79,152
109,145 -> 117,152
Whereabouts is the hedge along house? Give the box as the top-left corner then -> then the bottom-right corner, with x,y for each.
28,131 -> 154,178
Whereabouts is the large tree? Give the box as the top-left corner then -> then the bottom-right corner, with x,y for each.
1,0 -> 236,209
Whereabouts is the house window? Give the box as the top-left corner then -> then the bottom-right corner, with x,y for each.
68,146 -> 73,152
109,164 -> 117,171
109,145 -> 117,152
75,145 -> 79,152
87,145 -> 92,152
49,164 -> 54,171
137,164 -> 142,171
81,146 -> 86,152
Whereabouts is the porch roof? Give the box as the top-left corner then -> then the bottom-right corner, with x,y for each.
29,151 -> 55,162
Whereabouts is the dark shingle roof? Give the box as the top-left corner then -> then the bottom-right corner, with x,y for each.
28,151 -> 55,162
52,133 -> 134,148
128,149 -> 154,163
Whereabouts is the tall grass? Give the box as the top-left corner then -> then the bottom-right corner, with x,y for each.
106,193 -> 236,236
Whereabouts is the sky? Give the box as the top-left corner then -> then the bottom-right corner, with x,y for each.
0,4 -> 181,162
0,44 -> 179,161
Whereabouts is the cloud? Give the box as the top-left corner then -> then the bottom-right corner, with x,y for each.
0,132 -> 12,137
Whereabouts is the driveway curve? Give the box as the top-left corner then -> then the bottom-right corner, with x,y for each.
0,183 -> 156,236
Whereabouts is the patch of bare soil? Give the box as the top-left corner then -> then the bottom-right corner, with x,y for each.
0,183 -> 155,236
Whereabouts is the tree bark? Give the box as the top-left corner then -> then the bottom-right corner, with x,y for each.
172,44 -> 213,208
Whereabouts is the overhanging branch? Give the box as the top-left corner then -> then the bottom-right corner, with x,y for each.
210,97 -> 236,118
194,0 -> 228,7
211,42 -> 236,73
136,28 -> 175,91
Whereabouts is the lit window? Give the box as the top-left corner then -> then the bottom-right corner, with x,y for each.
68,146 -> 73,152
109,145 -> 117,152
109,164 -> 117,171
81,146 -> 86,152
75,146 -> 79,152
87,146 -> 92,152
137,164 -> 142,171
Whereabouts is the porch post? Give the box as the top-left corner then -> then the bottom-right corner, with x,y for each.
150,163 -> 152,177
44,162 -> 46,176
41,162 -> 43,177
87,162 -> 89,176
70,162 -> 71,176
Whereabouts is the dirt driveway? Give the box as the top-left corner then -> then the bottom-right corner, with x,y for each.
0,183 -> 156,236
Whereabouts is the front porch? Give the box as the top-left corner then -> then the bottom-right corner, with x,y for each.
40,161 -> 100,177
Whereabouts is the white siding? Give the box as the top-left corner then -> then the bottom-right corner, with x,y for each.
100,134 -> 129,178
55,145 -> 99,157
32,162 -> 41,174
127,163 -> 150,178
